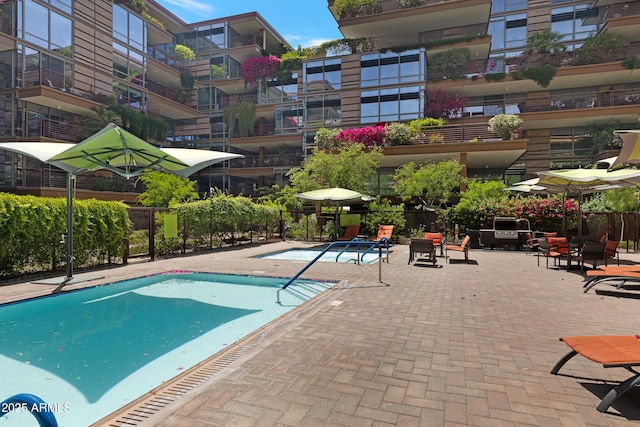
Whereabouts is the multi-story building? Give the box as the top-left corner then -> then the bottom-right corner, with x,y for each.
1,0 -> 639,200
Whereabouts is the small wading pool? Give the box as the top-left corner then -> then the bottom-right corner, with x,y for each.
0,271 -> 335,426
257,247 -> 387,264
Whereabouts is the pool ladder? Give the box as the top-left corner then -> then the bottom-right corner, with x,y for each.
279,238 -> 388,294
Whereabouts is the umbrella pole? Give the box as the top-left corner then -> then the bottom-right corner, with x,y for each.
65,173 -> 74,281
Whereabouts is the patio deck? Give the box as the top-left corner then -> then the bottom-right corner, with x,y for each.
1,241 -> 640,426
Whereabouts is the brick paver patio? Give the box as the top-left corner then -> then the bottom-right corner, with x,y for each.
2,241 -> 640,426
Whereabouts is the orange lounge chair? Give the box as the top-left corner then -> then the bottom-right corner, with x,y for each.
583,266 -> 640,293
445,235 -> 470,262
374,225 -> 394,243
336,225 -> 360,241
551,336 -> 640,412
424,232 -> 444,256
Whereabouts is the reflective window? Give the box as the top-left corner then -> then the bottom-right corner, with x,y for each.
551,4 -> 598,42
176,23 -> 227,53
112,42 -> 145,87
303,58 -> 341,92
112,4 -> 146,52
360,86 -> 423,123
491,0 -> 527,13
304,94 -> 341,127
360,50 -> 424,87
489,13 -> 528,51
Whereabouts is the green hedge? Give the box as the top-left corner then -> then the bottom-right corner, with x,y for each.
0,194 -> 129,277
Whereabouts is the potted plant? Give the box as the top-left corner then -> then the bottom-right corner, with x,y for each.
430,48 -> 471,78
384,122 -> 412,146
576,32 -> 629,65
488,114 -> 523,140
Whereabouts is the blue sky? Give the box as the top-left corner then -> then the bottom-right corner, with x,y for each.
155,0 -> 343,48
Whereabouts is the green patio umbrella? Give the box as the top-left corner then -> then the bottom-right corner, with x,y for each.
0,123 -> 242,283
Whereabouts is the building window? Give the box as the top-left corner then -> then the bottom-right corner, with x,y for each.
303,58 -> 341,92
113,4 -> 146,52
20,0 -> 72,52
360,86 -> 423,124
304,94 -> 341,127
491,0 -> 527,13
551,4 -> 598,44
176,23 -> 227,53
489,13 -> 528,51
360,50 -> 424,87
113,42 -> 145,86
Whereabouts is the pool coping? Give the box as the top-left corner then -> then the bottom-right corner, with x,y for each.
90,275 -> 348,426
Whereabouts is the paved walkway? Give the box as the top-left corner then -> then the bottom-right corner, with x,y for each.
2,241 -> 640,426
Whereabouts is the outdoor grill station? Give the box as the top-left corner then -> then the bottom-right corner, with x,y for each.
480,216 -> 531,250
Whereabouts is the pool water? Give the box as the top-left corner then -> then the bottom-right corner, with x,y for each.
258,248 -> 387,264
0,272 -> 333,426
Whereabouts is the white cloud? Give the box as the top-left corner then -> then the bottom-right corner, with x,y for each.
160,0 -> 216,16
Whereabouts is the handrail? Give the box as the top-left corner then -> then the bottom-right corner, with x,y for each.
360,237 -> 389,263
281,240 -> 386,289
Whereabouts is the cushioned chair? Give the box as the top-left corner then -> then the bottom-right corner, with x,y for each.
445,235 -> 470,262
424,232 -> 444,256
336,225 -> 360,241
408,238 -> 437,265
545,236 -> 570,269
574,240 -> 606,272
523,232 -> 540,255
551,336 -> 640,412
583,265 -> 640,293
604,239 -> 620,266
375,225 -> 394,243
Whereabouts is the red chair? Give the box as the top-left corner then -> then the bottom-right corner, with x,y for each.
336,225 -> 360,241
424,232 -> 444,256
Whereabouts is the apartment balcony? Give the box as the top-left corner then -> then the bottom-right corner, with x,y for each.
22,117 -> 84,143
329,0 -> 491,48
598,1 -> 640,42
381,124 -> 527,170
229,153 -> 303,169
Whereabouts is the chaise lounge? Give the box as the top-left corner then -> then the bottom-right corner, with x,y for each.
551,335 -> 640,412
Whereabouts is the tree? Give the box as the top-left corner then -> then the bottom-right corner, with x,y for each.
393,159 -> 463,208
287,143 -> 383,193
135,172 -> 199,207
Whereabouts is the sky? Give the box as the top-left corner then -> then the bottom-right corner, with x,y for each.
155,0 -> 343,48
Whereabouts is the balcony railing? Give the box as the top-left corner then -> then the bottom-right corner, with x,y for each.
17,68 -> 71,90
410,123 -> 502,144
335,0 -> 449,19
229,153 -> 302,169
24,117 -> 84,142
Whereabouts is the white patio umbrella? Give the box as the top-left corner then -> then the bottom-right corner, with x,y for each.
295,187 -> 372,240
535,168 -> 640,236
0,123 -> 243,283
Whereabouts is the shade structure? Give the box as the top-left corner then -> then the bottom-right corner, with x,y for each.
295,187 -> 372,240
609,130 -> 640,170
505,178 -> 546,193
295,187 -> 372,202
0,123 -> 243,282
535,168 -> 640,236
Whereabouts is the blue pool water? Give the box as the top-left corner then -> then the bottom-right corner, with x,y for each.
258,248 -> 386,264
0,272 -> 333,426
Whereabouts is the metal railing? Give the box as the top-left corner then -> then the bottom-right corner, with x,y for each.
279,239 -> 387,291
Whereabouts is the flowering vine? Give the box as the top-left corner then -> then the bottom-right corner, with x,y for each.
240,55 -> 280,85
334,125 -> 386,147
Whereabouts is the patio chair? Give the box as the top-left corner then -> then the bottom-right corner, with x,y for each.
604,239 -> 620,266
374,225 -> 394,243
523,232 -> 539,255
424,232 -> 444,256
336,225 -> 360,241
551,335 -> 640,412
445,235 -> 470,262
545,236 -> 570,269
408,238 -> 437,265
574,240 -> 606,272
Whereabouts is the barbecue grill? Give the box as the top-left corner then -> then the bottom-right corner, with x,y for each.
480,217 -> 531,249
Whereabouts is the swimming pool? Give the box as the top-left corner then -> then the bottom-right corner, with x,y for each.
0,271 -> 334,426
257,247 -> 387,264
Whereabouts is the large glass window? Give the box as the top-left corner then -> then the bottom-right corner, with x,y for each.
360,50 -> 424,87
113,4 -> 146,52
176,23 -> 227,53
551,4 -> 598,43
304,94 -> 341,127
491,0 -> 527,13
489,13 -> 528,51
360,86 -> 423,124
112,42 -> 145,86
303,58 -> 341,92
20,0 -> 72,52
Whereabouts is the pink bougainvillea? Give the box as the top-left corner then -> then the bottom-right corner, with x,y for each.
424,89 -> 467,119
240,55 -> 280,85
334,125 -> 386,147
